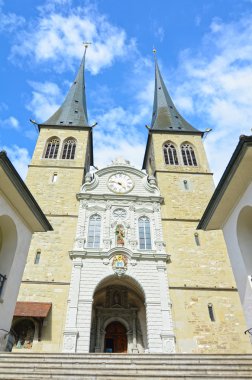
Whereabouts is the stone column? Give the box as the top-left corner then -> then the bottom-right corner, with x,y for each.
132,309 -> 138,353
95,308 -> 101,352
129,203 -> 138,250
63,257 -> 82,352
156,260 -> 176,353
74,201 -> 87,250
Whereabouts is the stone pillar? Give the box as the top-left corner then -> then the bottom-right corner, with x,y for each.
76,298 -> 93,353
104,201 -> 111,244
95,309 -> 101,352
145,300 -> 163,352
156,260 -> 176,353
132,310 -> 139,353
63,257 -> 82,352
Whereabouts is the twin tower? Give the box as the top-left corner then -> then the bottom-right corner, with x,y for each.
13,49 -> 250,353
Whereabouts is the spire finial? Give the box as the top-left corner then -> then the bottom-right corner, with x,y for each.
83,41 -> 92,57
153,47 -> 157,61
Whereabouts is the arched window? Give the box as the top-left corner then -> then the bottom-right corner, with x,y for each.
62,138 -> 76,159
87,214 -> 101,248
138,216 -> 152,250
163,142 -> 179,165
44,137 -> 60,159
181,143 -> 197,166
13,319 -> 35,349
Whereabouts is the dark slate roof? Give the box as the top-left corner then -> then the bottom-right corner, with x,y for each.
151,61 -> 199,133
41,49 -> 89,127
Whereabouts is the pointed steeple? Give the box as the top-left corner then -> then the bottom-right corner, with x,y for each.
151,57 -> 199,133
41,46 -> 89,127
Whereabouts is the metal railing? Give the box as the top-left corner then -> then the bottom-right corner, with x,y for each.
244,328 -> 252,336
0,274 -> 7,297
0,329 -> 17,352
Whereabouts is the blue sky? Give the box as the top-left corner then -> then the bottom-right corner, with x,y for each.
1,0 -> 252,183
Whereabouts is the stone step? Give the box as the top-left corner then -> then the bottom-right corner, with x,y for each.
0,354 -> 252,379
5,353 -> 252,358
0,362 -> 252,371
0,369 -> 252,380
2,353 -> 252,360
1,377 -> 252,380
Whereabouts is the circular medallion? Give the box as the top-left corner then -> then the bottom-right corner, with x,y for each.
108,173 -> 134,194
113,208 -> 127,219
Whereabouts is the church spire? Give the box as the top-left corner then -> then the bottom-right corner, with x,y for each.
41,45 -> 89,127
151,55 -> 199,133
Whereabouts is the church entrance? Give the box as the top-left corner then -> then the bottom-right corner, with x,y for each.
90,275 -> 147,353
104,322 -> 127,353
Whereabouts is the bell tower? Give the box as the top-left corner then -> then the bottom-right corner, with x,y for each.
143,56 -> 251,353
16,46 -> 93,352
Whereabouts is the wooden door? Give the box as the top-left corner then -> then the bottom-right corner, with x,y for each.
105,321 -> 127,353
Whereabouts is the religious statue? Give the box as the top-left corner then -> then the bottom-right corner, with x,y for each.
116,224 -> 125,246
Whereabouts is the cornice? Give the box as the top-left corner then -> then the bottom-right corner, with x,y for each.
69,247 -> 170,262
77,193 -> 163,203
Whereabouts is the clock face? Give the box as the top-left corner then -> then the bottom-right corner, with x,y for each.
108,173 -> 134,194
113,208 -> 127,219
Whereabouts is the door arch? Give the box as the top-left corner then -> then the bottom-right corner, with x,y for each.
104,321 -> 127,353
90,275 -> 147,353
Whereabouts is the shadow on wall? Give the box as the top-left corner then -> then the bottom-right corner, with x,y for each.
237,206 -> 252,277
0,215 -> 17,298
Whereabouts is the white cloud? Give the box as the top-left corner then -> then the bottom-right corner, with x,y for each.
1,145 -> 30,179
195,15 -> 201,27
172,14 -> 252,183
10,1 -> 136,75
0,2 -> 25,33
0,116 -> 20,130
154,27 -> 165,42
93,100 -> 150,169
26,81 -> 63,122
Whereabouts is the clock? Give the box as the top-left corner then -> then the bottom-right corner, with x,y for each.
108,173 -> 134,193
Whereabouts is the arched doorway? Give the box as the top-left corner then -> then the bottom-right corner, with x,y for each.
90,275 -> 147,353
12,319 -> 35,349
104,321 -> 127,353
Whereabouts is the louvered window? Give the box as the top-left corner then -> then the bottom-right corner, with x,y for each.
44,138 -> 60,159
181,144 -> 197,166
62,138 -> 76,159
163,143 -> 179,165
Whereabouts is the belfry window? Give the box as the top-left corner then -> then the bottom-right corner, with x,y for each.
87,214 -> 101,248
44,138 -> 60,159
181,143 -> 197,166
139,216 -> 152,250
62,138 -> 76,159
163,142 -> 179,165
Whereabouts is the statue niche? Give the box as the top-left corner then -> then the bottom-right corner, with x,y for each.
116,224 -> 125,246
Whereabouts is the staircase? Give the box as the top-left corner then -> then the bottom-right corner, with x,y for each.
0,353 -> 252,379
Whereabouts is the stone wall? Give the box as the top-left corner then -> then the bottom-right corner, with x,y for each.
16,127 -> 90,352
145,132 -> 252,353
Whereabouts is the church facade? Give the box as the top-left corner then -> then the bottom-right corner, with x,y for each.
13,48 -> 251,353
